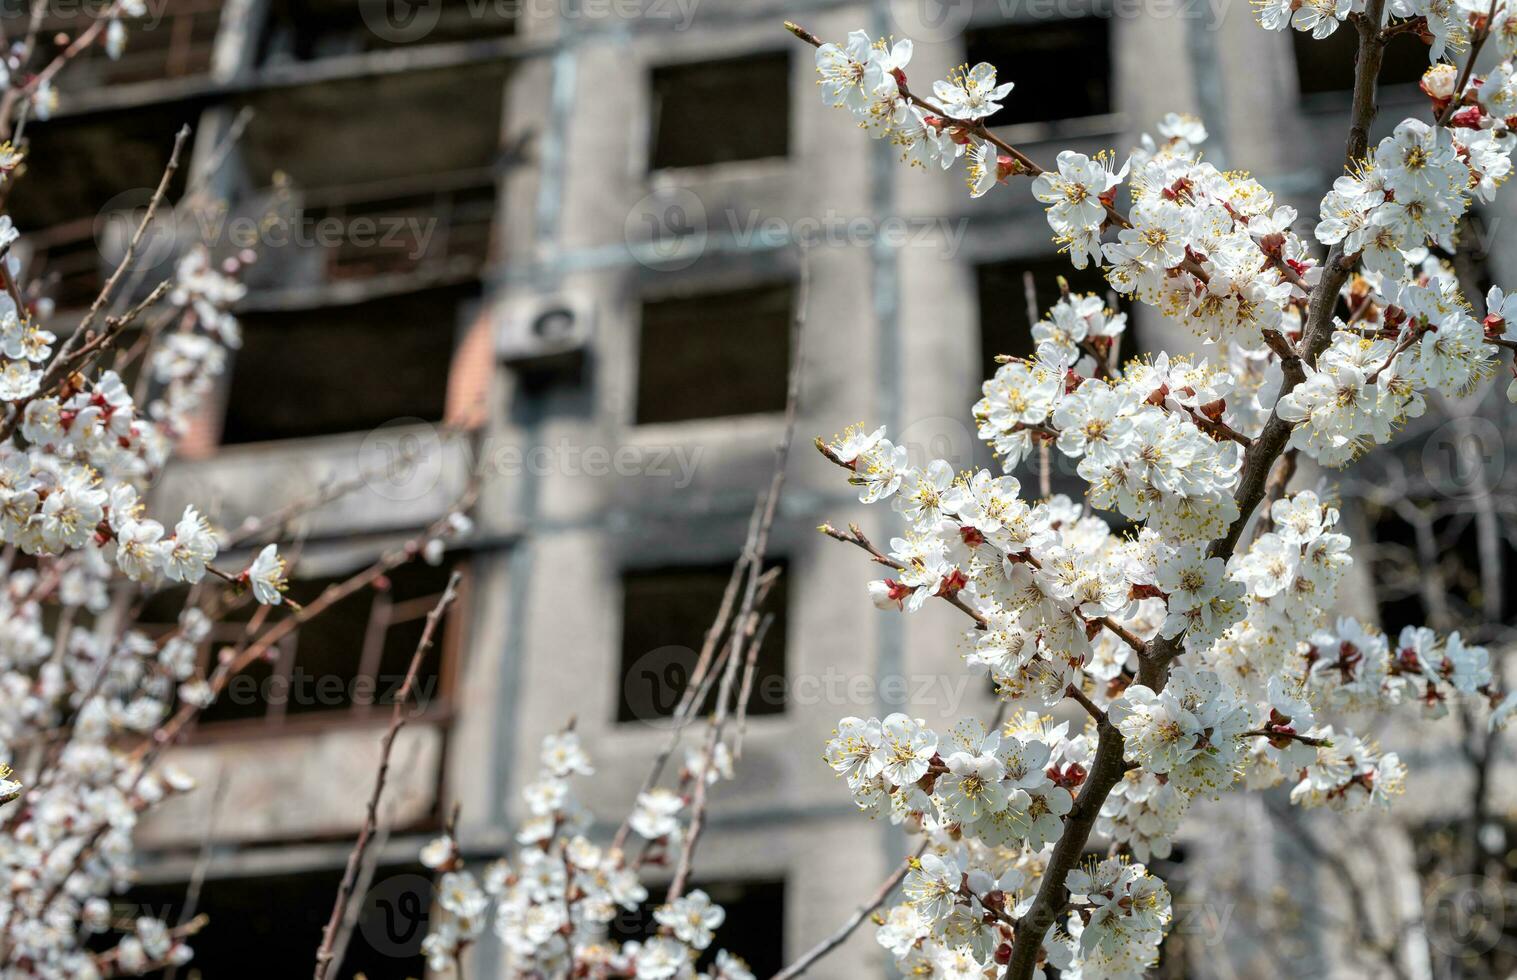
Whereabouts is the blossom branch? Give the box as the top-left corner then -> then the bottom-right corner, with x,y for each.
818,521 -> 990,629
1005,714 -> 1128,977
1004,5 -> 1390,976
1243,728 -> 1332,747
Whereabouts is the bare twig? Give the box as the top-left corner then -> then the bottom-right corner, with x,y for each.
313,572 -> 462,980
769,841 -> 929,980
0,126 -> 190,442
665,257 -> 810,903
608,504 -> 766,857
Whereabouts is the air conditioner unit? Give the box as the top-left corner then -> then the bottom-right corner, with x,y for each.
496,292 -> 593,375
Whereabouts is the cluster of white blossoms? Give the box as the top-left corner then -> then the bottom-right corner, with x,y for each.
418,732 -> 755,980
1258,0 -> 1480,58
1111,667 -> 1251,799
875,831 -> 1170,977
0,9 -> 494,978
804,5 -> 1517,973
0,245 -> 258,976
826,713 -> 1077,850
0,223 -> 474,974
0,244 -> 286,594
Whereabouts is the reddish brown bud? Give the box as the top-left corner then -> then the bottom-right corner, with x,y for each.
936,569 -> 969,598
1450,105 -> 1485,129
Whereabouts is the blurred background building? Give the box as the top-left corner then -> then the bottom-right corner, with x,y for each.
8,0 -> 1517,975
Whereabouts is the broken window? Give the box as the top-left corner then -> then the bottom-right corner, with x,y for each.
219,282 -> 477,445
636,282 -> 792,424
964,18 -> 1112,125
19,0 -> 222,91
618,563 -> 788,724
100,864 -> 432,978
258,0 -> 514,64
1293,27 -> 1425,96
610,879 -> 786,976
230,66 -> 503,293
140,558 -> 465,732
10,102 -> 195,312
650,53 -> 789,169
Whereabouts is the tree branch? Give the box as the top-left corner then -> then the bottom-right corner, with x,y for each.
313,572 -> 462,980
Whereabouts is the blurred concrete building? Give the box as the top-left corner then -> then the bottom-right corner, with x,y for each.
12,0 -> 1517,975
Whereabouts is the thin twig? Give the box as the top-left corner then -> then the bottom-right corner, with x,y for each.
665,256 -> 810,902
313,572 -> 462,980
769,841 -> 929,980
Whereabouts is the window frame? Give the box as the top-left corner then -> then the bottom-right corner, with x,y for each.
647,50 -> 792,172
179,560 -> 471,743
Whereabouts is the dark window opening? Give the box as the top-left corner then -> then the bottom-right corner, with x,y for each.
11,103 -> 196,311
636,282 -> 792,424
257,0 -> 514,64
97,864 -> 430,979
1414,819 -> 1517,978
220,282 -> 476,444
974,256 -> 1130,511
231,68 -> 503,296
650,53 -> 789,169
976,255 -> 1131,381
237,68 -> 506,193
1293,28 -> 1427,96
610,879 -> 785,977
618,563 -> 788,723
1366,500 -> 1515,638
141,559 -> 461,730
963,19 -> 1111,125
16,0 -> 221,91
299,182 -> 497,281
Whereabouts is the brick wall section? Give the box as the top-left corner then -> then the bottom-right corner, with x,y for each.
444,305 -> 493,431
175,397 -> 222,459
